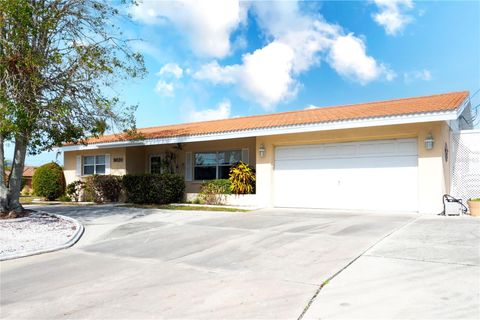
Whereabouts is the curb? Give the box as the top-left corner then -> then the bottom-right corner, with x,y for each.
0,212 -> 85,261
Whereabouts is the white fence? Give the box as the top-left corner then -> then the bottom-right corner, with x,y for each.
450,130 -> 480,202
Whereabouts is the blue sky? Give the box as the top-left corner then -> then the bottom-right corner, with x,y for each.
11,0 -> 480,166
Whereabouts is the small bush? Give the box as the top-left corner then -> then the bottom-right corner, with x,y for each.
122,173 -> 185,204
66,180 -> 86,202
32,162 -> 66,200
85,175 -> 122,203
199,182 -> 228,205
202,179 -> 231,194
58,195 -> 71,202
229,161 -> 255,194
21,185 -> 33,196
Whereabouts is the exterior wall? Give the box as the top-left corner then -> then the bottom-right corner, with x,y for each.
63,147 -> 127,185
185,193 -> 258,207
23,177 -> 33,189
64,138 -> 256,194
255,121 -> 450,214
441,122 -> 452,195
143,137 -> 256,193
126,146 -> 146,174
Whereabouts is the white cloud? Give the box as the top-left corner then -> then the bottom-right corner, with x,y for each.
194,42 -> 297,109
404,69 -> 432,83
157,63 -> 183,78
250,2 -> 341,72
328,34 -> 396,84
185,100 -> 232,122
130,0 -> 246,58
155,80 -> 174,97
138,1 -> 395,109
193,1 -> 394,109
194,61 -> 237,84
372,0 -> 414,36
304,105 -> 319,110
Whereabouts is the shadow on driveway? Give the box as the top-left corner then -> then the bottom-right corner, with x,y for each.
25,204 -> 155,224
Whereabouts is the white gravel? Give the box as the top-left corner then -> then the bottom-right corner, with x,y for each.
0,212 -> 78,259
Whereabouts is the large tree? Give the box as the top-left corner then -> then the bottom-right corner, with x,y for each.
0,0 -> 145,213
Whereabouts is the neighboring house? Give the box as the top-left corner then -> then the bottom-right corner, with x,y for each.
61,91 -> 473,214
4,166 -> 36,189
21,166 -> 36,188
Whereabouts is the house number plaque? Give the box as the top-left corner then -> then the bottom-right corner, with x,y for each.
113,157 -> 124,163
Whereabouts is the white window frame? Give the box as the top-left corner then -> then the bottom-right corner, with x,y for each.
193,150 -> 241,181
82,155 -> 106,176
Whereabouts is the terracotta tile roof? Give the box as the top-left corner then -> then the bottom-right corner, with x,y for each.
22,166 -> 36,177
78,91 -> 469,145
4,166 -> 36,178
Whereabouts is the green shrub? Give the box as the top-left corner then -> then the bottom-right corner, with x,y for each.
201,179 -> 231,194
85,175 -> 122,203
32,162 -> 66,200
58,195 -> 71,202
66,180 -> 86,202
199,182 -> 227,205
122,173 -> 185,204
229,161 -> 255,194
470,198 -> 480,202
21,185 -> 33,196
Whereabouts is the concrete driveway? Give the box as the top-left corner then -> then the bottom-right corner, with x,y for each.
0,206 -> 478,319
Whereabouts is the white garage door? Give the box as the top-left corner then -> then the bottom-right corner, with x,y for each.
274,138 -> 418,212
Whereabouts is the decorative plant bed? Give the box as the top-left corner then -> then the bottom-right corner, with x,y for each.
0,211 -> 83,260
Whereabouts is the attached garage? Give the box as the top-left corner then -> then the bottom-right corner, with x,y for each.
273,138 -> 418,212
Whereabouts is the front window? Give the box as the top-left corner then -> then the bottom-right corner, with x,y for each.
150,155 -> 163,174
83,155 -> 106,175
194,150 -> 241,180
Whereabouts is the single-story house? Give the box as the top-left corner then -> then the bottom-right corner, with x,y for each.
61,91 -> 473,214
5,166 -> 36,189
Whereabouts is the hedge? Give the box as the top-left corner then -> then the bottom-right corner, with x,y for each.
85,175 -> 122,203
122,173 -> 185,204
32,162 -> 66,200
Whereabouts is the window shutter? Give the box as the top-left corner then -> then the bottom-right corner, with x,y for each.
105,154 -> 111,175
76,156 -> 82,177
185,152 -> 192,181
241,148 -> 249,164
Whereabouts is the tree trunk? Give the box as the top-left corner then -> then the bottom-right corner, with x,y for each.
0,134 -> 8,212
1,135 -> 28,213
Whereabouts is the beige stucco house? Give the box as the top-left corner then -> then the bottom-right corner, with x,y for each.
61,91 -> 473,214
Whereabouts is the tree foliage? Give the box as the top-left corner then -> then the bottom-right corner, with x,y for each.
0,0 -> 145,212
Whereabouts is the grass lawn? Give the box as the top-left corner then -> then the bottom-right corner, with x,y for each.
19,196 -> 37,204
121,204 -> 250,212
20,196 -> 94,206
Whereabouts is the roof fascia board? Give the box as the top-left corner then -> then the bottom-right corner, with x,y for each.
60,110 -> 458,151
455,96 -> 469,118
